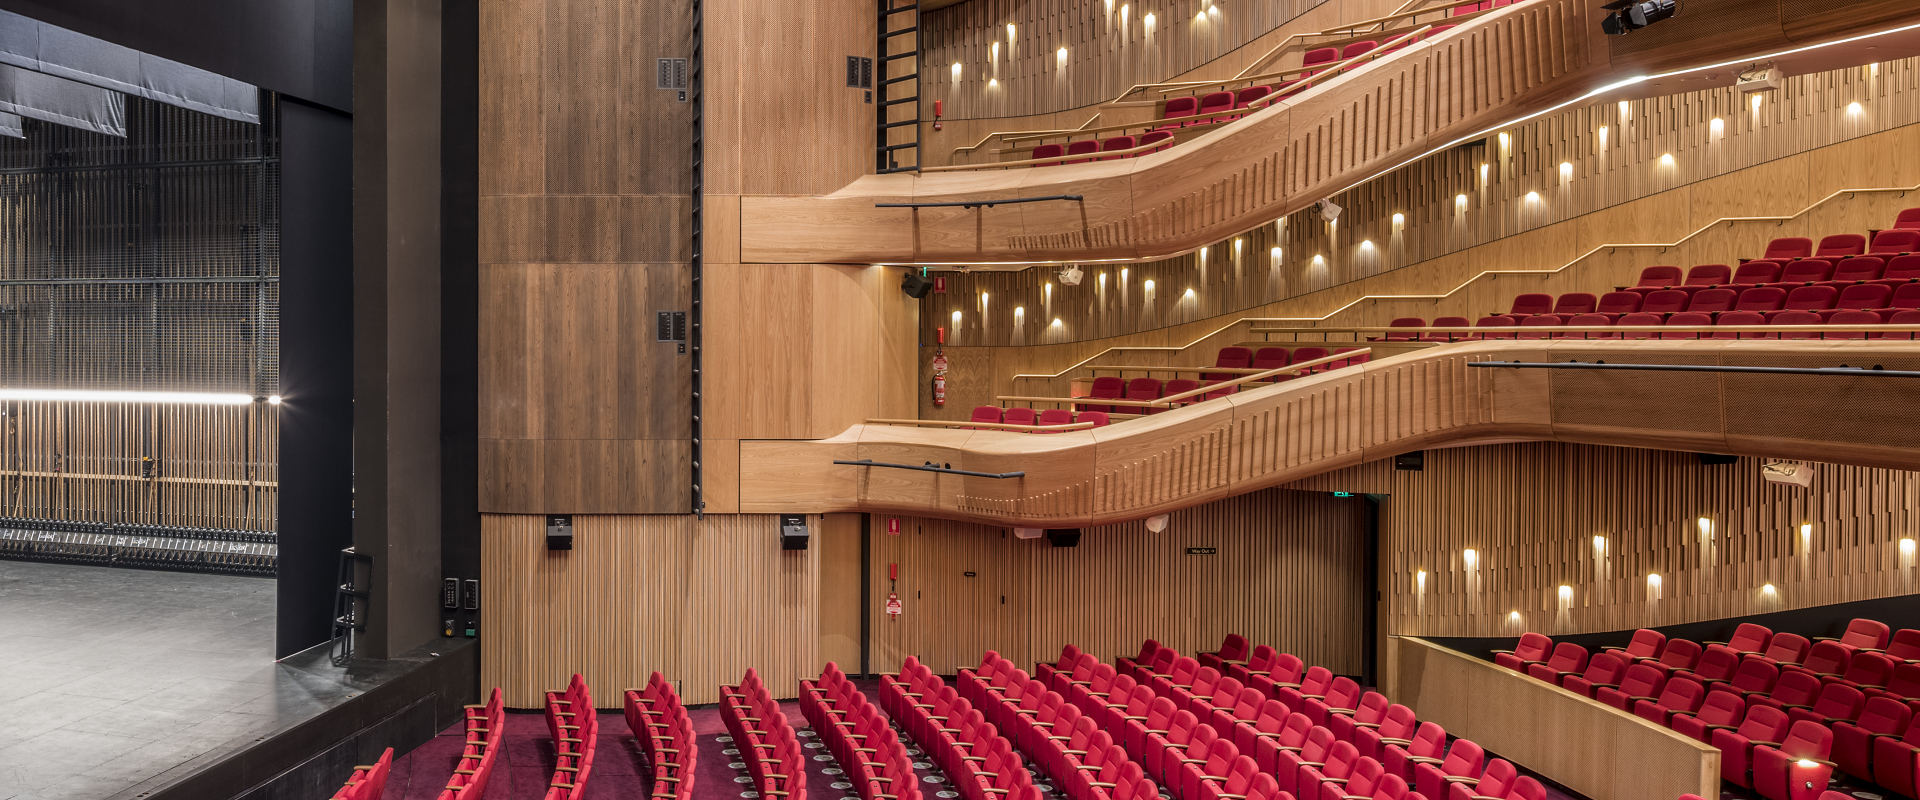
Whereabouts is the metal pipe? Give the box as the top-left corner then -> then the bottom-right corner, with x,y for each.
834,458 -> 1026,479
1467,360 -> 1920,378
875,194 -> 1084,210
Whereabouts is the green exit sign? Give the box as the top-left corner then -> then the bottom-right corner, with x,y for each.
1331,492 -> 1354,497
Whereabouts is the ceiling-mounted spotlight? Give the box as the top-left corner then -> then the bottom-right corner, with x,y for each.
1145,514 -> 1170,533
1600,0 -> 1676,35
1058,265 -> 1085,286
1313,200 -> 1343,222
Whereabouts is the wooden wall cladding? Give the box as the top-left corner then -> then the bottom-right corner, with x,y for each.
0,401 -> 276,531
869,487 -> 1368,677
921,60 -> 1920,352
478,0 -> 696,512
1389,636 -> 1718,800
1288,443 -> 1920,639
480,512 -> 840,708
920,0 -> 1365,121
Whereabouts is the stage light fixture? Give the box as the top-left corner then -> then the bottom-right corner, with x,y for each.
1058,265 -> 1084,285
1601,0 -> 1676,35
1313,199 -> 1342,222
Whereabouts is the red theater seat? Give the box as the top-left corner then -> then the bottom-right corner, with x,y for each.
1752,632 -> 1812,667
1411,738 -> 1485,800
1671,688 -> 1747,743
1816,234 -> 1867,258
1767,259 -> 1835,289
1594,291 -> 1643,320
1078,377 -> 1125,413
1196,91 -> 1236,124
1751,721 -> 1835,800
1004,407 -> 1038,426
1561,313 -> 1611,337
1875,254 -> 1920,287
1681,264 -> 1731,293
1065,140 -> 1100,164
1726,260 -> 1783,288
1769,310 -> 1825,339
1634,674 -> 1707,725
1873,228 -> 1920,255
1422,316 -> 1473,342
1161,97 -> 1199,128
1233,85 -> 1271,112
1101,136 -> 1138,159
1824,618 -> 1894,654
1517,315 -> 1561,339
1626,265 -> 1683,294
1639,289 -> 1690,316
1078,411 -> 1112,427
1507,293 -> 1553,316
1251,347 -> 1292,379
1878,309 -> 1920,338
1472,315 -> 1516,339
1771,285 -> 1839,319
1604,628 -> 1668,663
1125,378 -> 1163,410
1382,317 -> 1426,341
1662,312 -> 1713,338
1715,705 -> 1792,787
1785,682 -> 1865,728
1037,409 -> 1075,430
1821,283 -> 1892,320
1819,255 -> 1885,288
1525,642 -> 1589,685
1552,292 -> 1597,316
1874,714 -> 1920,797
971,406 -> 1005,426
1031,143 -> 1066,166
1562,652 -> 1628,698
1646,639 -> 1704,677
1491,632 -> 1551,672
1763,237 -> 1813,260
1734,286 -> 1787,313
1139,130 -> 1175,152
1835,696 -> 1913,782
1823,310 -> 1880,337
1686,288 -> 1738,314
1614,312 -> 1663,339
1713,311 -> 1770,338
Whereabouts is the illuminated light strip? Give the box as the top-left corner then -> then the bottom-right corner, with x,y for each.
0,389 -> 268,405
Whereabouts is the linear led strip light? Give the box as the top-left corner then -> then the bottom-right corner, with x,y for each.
0,389 -> 281,405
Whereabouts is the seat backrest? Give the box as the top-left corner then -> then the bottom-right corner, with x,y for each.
1690,646 -> 1741,680
1596,291 -> 1643,314
1729,261 -> 1782,285
971,406 -> 1004,424
1251,347 -> 1290,369
1896,208 -> 1920,230
1735,286 -> 1786,311
1037,409 -> 1074,428
1817,234 -> 1866,257
1858,696 -> 1915,736
1654,675 -> 1706,712
1843,618 -> 1893,650
1624,628 -> 1667,659
1780,259 -> 1835,284
1693,689 -> 1746,728
1640,289 -> 1689,314
1770,310 -> 1824,339
1662,312 -> 1712,338
1727,658 -> 1778,695
1552,292 -> 1597,315
1635,265 -> 1683,287
1782,720 -> 1834,760
1474,759 -> 1519,798
1215,347 -> 1253,368
1517,315 -> 1559,339
1089,376 -> 1126,399
1139,130 -> 1174,150
1580,652 -> 1627,685
1616,312 -> 1663,339
1686,288 -> 1737,312
1003,407 -> 1037,425
1235,85 -> 1272,106
1737,705 -> 1792,743
1162,97 -> 1198,118
1406,721 -> 1447,759
1826,310 -> 1879,337
1889,629 -> 1920,661
1162,378 -> 1201,399
1508,293 -> 1553,315
1032,144 -> 1065,163
1300,665 -> 1333,695
1873,229 -> 1920,254
1562,313 -> 1611,337
1077,411 -> 1112,427
1886,254 -> 1920,283
1809,682 -> 1864,721
1761,632 -> 1809,664
1714,311 -> 1768,339
1783,285 -> 1838,309
1728,623 -> 1773,652
1764,237 -> 1813,259
1658,639 -> 1703,671
1197,91 -> 1235,113
1439,738 -> 1485,777
1684,264 -> 1730,286
1515,632 -> 1552,661
1510,777 -> 1547,800
1831,255 -> 1886,282
1101,135 -> 1137,154
1302,47 -> 1340,70
1292,346 -> 1330,363
1377,703 -> 1417,740
1342,41 -> 1378,60
1125,378 -> 1163,401
1769,669 -> 1822,707
1835,283 -> 1891,309
1473,316 -> 1517,339
1386,317 -> 1426,340
1546,642 -> 1589,673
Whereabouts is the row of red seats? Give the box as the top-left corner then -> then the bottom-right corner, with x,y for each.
1498,279 -> 1920,322
1498,619 -> 1917,798
330,747 -> 395,800
721,669 -> 807,800
969,407 -> 1113,429
626,673 -> 696,800
882,659 -> 1054,800
1073,347 -> 1369,414
436,688 -> 506,799
1410,309 -> 1920,341
544,674 -> 600,800
802,663 -> 926,800
1622,255 -> 1920,299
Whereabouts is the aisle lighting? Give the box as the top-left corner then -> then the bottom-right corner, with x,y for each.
0,389 -> 260,405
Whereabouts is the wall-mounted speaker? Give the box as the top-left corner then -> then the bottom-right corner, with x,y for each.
1045,528 -> 1081,547
1394,451 -> 1424,471
546,515 -> 573,550
780,514 -> 811,550
902,272 -> 934,299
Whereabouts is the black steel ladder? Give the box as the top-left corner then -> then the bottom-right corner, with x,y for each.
329,546 -> 372,666
876,0 -> 920,173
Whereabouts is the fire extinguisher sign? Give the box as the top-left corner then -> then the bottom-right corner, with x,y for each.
931,349 -> 950,406
886,592 -> 903,618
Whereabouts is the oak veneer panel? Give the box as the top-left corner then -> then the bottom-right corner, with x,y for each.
479,0 -> 545,196
1390,637 -> 1717,800
479,438 -> 689,513
478,263 -> 689,441
703,439 -> 743,514
478,196 -> 691,264
818,513 -> 864,669
702,263 -> 815,441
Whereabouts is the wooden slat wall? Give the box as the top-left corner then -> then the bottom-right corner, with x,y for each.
921,59 -> 1920,356
480,512 -> 826,708
867,487 -> 1367,676
0,400 -> 275,530
477,0 -> 695,513
1287,443 -> 1920,638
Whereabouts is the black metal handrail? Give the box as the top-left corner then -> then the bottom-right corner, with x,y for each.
1468,360 -> 1920,378
834,458 -> 1025,479
875,194 -> 1084,210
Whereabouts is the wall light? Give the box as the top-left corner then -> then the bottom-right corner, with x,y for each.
1698,517 -> 1712,534
1270,246 -> 1281,258
1416,569 -> 1427,590
1195,10 -> 1206,21
1463,548 -> 1477,566
1392,212 -> 1404,226
1849,101 -> 1863,115
1509,610 -> 1521,620
1014,306 -> 1025,319
1660,153 -> 1674,165
1311,254 -> 1325,265
952,310 -> 962,322
1007,22 -> 1016,40
1455,193 -> 1467,207
1144,12 -> 1155,26
1199,246 -> 1208,260
1498,131 -> 1510,148
1143,279 -> 1154,291
951,63 -> 963,79
1044,282 -> 1052,298
1479,163 -> 1488,182
1233,237 -> 1242,253
268,395 -> 282,405
1098,272 -> 1106,288
1057,47 -> 1068,63
1182,287 -> 1195,298
1121,4 -> 1129,24
1762,583 -> 1777,595
1598,125 -> 1608,143
0,389 -> 259,405
1618,100 -> 1630,118
1902,538 -> 1915,555
1559,161 -> 1572,179
1752,94 -> 1765,111
1593,535 -> 1606,551
1525,191 -> 1540,203
1121,268 -> 1128,280
1051,318 -> 1062,327
1558,584 -> 1573,600
1360,239 -> 1373,250
988,78 -> 998,88
1647,573 -> 1661,588
991,42 -> 999,61
1710,117 -> 1723,136
1800,523 -> 1811,549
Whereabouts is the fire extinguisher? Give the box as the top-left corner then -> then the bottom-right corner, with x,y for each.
931,329 -> 950,406
932,372 -> 947,406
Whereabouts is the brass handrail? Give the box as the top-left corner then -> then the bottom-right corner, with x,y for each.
865,418 -> 1098,432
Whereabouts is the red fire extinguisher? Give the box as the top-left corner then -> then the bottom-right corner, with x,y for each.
931,345 -> 950,406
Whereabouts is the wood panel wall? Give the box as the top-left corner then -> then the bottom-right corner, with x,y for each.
1288,443 -> 1920,639
0,401 -> 276,531
921,59 -> 1920,355
477,0 -> 695,513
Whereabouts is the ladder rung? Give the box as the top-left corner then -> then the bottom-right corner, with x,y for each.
883,51 -> 918,60
883,4 -> 919,14
882,118 -> 920,129
883,96 -> 918,106
883,25 -> 919,36
882,142 -> 920,151
883,74 -> 916,86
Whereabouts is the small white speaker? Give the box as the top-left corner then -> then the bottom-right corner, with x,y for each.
1762,461 -> 1813,489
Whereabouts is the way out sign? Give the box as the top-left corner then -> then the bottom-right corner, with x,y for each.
886,592 -> 903,618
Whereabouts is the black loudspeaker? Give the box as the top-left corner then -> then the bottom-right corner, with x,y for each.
780,514 -> 811,550
1394,451 -> 1424,471
902,272 -> 934,299
1045,528 -> 1081,547
1697,453 -> 1740,465
545,515 -> 573,550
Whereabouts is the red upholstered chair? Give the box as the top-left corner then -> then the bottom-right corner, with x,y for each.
1726,260 -> 1784,289
1411,738 -> 1485,800
1593,291 -> 1643,320
1751,721 -> 1836,800
1561,652 -> 1627,698
1661,311 -> 1713,339
1714,705 -> 1793,787
1036,409 -> 1075,431
1614,312 -> 1663,339
1077,411 -> 1112,427
1646,638 -> 1704,677
1526,642 -> 1590,685
1382,317 -> 1426,341
1138,130 -> 1175,153
1471,315 -> 1516,339
1770,285 -> 1839,319
1896,208 -> 1920,230
1874,714 -> 1920,797
1423,23 -> 1458,39
1713,658 -> 1782,704
1671,688 -> 1749,743
1816,233 -> 1867,258
1065,139 -> 1101,164
1422,316 -> 1473,342
1491,632 -> 1551,672
1769,310 -> 1825,339
1882,628 -> 1920,664
1507,293 -> 1554,316
1749,669 -> 1823,715
970,406 -> 1005,427
1820,283 -> 1892,320
1251,347 -> 1292,380
1835,650 -> 1899,693
1634,674 -> 1708,726
1596,663 -> 1668,711
1004,407 -> 1038,426
1679,264 -> 1732,293
1196,91 -> 1237,124
1352,702 -> 1415,763
1822,309 -> 1879,338
1626,265 -> 1684,294
1276,665 -> 1333,718
1825,618 -> 1894,654
1674,646 -> 1741,686
1873,228 -> 1920,255
1160,379 -> 1201,411
1878,308 -> 1920,338
1077,376 -> 1125,413
1713,311 -> 1770,338
1639,289 -> 1690,316
1751,632 -> 1812,668
1517,315 -> 1561,339
1604,628 -> 1668,663
1872,662 -> 1920,710
1276,723 -> 1337,796
1687,288 -> 1738,314
1301,47 -> 1341,76
1291,347 -> 1331,370
1834,695 -> 1913,781
1031,143 -> 1066,166
1561,313 -> 1611,338
1874,253 -> 1920,287
1342,41 -> 1379,60
1763,237 -> 1813,259
1785,682 -> 1865,728
1767,259 -> 1836,289
1233,85 -> 1272,112
1125,378 -> 1164,410
1552,292 -> 1597,316
1734,286 -> 1787,313
1160,96 -> 1199,129
1100,135 -> 1138,160
1888,281 -> 1920,316
1819,255 -> 1886,288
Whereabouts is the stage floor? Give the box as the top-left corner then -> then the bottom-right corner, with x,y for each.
0,560 -> 364,800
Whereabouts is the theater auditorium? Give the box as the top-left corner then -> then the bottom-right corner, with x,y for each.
3,0 -> 1920,799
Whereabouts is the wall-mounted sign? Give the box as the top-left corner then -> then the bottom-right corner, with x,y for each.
963,571 -> 977,577
886,591 -> 903,617
887,518 -> 901,535
1185,547 -> 1218,556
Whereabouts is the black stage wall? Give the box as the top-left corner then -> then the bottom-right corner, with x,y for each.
440,0 -> 481,638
